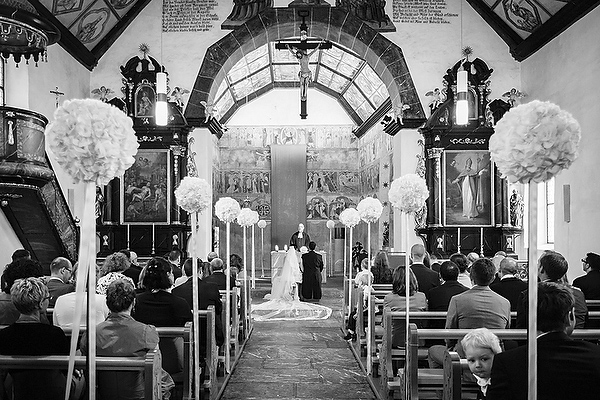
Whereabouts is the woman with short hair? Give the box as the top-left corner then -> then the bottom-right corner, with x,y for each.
96,252 -> 135,295
132,257 -> 192,376
0,277 -> 71,400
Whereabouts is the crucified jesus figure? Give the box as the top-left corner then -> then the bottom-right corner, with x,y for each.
287,42 -> 323,101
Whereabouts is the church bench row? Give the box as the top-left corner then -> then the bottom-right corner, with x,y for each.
1,307 -> 219,400
0,349 -> 162,400
383,319 -> 600,400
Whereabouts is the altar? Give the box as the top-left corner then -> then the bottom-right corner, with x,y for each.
271,250 -> 327,284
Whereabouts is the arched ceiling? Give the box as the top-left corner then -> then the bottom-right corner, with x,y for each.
213,40 -> 389,126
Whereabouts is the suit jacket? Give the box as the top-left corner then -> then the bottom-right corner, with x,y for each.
487,331 -> 600,400
172,278 -> 224,346
301,251 -> 323,273
410,263 -> 440,299
573,269 -> 600,300
46,278 -> 75,308
203,271 -> 234,291
516,282 -> 588,329
428,280 -> 468,311
122,265 -> 143,285
490,276 -> 528,311
446,286 -> 511,347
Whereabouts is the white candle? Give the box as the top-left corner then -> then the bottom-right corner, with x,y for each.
457,228 -> 461,251
480,227 -> 484,251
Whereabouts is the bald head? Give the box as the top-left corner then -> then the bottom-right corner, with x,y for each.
411,244 -> 425,263
499,257 -> 518,276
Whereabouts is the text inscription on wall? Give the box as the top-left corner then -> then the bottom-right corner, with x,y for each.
162,0 -> 219,32
392,0 -> 458,24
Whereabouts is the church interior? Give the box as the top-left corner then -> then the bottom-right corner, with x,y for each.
1,0 -> 599,398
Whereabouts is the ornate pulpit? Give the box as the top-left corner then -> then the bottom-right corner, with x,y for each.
97,53 -> 191,257
417,57 -> 521,258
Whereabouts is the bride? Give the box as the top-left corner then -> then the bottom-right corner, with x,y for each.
252,247 -> 332,321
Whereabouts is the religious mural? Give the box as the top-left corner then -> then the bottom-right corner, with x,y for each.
219,125 -> 355,148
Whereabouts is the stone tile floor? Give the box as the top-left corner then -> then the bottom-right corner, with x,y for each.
219,276 -> 377,400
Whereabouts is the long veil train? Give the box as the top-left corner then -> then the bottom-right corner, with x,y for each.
251,248 -> 332,321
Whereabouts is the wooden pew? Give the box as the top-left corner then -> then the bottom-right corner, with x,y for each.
238,283 -> 252,341
219,289 -> 240,371
388,323 -> 600,400
0,349 -> 162,400
443,351 -> 478,400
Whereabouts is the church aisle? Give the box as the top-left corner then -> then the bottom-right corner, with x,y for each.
220,277 -> 377,399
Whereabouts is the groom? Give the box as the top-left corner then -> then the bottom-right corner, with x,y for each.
301,241 -> 324,301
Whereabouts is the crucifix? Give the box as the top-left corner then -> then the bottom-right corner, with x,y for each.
50,86 -> 64,108
275,10 -> 331,119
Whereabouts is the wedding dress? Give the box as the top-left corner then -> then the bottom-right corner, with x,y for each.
252,248 -> 332,321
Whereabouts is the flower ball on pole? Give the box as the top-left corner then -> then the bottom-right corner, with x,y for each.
250,211 -> 260,288
236,208 -> 256,329
490,100 -> 581,400
356,197 -> 383,376
46,98 -> 139,400
339,208 -> 360,319
388,173 -> 429,393
214,197 -> 241,373
174,176 -> 211,400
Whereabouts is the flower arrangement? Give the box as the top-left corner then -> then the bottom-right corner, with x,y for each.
251,210 -> 260,225
388,174 -> 429,213
257,220 -> 267,229
326,220 -> 335,229
215,197 -> 241,223
174,177 -> 212,213
489,100 -> 581,183
357,197 -> 383,223
236,208 -> 256,227
339,207 -> 361,228
46,98 -> 139,185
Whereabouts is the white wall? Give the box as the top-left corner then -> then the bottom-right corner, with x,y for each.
521,7 -> 600,282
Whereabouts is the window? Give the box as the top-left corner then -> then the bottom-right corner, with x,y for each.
545,177 -> 555,244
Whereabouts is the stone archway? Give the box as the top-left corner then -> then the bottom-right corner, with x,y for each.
185,7 -> 425,128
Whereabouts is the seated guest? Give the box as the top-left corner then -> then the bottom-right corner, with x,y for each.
573,252 -> 600,300
207,252 -> 219,262
0,259 -> 45,325
383,266 -> 427,347
516,250 -> 587,329
96,252 -> 135,295
409,244 -> 440,299
132,257 -> 192,376
167,250 -> 183,280
461,328 -> 502,399
0,277 -> 71,400
452,253 -> 473,289
430,254 -> 441,273
428,258 -> 510,368
46,257 -> 75,307
229,254 -> 243,280
53,264 -> 109,329
467,252 -> 480,266
81,279 -> 174,400
121,250 -> 143,286
490,257 -> 527,311
428,261 -> 468,311
344,258 -> 374,341
490,251 -> 506,285
204,258 -> 234,290
488,282 -> 600,400
172,258 -> 224,350
372,250 -> 393,284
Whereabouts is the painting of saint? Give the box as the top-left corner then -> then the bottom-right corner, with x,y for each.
135,85 -> 155,117
444,151 -> 492,226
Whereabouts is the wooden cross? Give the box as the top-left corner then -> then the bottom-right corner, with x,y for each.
275,16 -> 331,119
50,86 -> 64,108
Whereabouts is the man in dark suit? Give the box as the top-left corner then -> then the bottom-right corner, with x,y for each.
428,261 -> 468,311
167,249 -> 183,280
204,258 -> 234,290
46,257 -> 75,308
490,257 -> 527,310
121,250 -> 143,285
301,241 -> 323,300
573,252 -> 600,300
409,244 -> 440,299
488,282 -> 600,400
516,250 -> 588,329
172,258 -> 224,348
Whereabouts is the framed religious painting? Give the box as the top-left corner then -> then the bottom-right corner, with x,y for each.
443,150 -> 493,226
121,149 -> 170,224
134,83 -> 155,118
